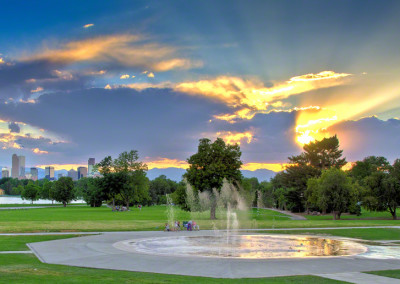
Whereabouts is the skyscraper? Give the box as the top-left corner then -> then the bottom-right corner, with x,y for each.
77,167 -> 88,180
45,166 -> 55,180
11,154 -> 19,178
2,167 -> 10,178
68,169 -> 78,181
88,158 -> 95,176
18,155 -> 25,177
30,167 -> 38,180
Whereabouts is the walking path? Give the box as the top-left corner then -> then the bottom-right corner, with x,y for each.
0,251 -> 33,254
315,272 -> 400,284
260,207 -> 307,220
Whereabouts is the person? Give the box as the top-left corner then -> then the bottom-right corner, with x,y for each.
174,221 -> 180,231
164,223 -> 170,232
193,221 -> 199,231
138,204 -> 142,211
187,220 -> 192,231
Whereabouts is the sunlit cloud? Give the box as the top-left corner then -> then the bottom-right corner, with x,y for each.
22,34 -> 201,71
175,71 -> 351,111
30,86 -> 44,93
19,98 -> 37,104
145,158 -> 189,169
120,74 -> 130,79
217,130 -> 254,145
32,148 -> 49,155
147,72 -> 155,78
83,23 -> 94,29
152,58 -> 203,72
241,163 -> 289,172
104,84 -> 112,89
35,164 -> 86,171
0,57 -> 4,64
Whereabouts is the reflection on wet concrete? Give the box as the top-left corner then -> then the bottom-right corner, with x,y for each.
128,234 -> 368,259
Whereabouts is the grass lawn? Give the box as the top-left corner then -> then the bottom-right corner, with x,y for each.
366,269 -> 400,280
0,235 -> 89,251
0,254 -> 349,283
1,206 -> 399,233
304,208 -> 397,220
256,228 -> 400,241
0,203 -> 86,207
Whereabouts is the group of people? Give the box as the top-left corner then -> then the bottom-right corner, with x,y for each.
164,220 -> 200,232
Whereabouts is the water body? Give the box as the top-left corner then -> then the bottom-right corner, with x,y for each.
0,196 -> 85,205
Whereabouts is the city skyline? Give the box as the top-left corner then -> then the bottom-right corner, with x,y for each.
0,1 -> 399,171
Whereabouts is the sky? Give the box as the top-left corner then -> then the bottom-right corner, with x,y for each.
0,0 -> 400,171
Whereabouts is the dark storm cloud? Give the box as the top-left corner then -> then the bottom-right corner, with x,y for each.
8,122 -> 20,133
327,116 -> 400,162
14,135 -> 69,152
0,87 -> 232,163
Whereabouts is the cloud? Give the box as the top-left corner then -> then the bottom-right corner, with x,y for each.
120,74 -> 130,79
35,164 -> 86,171
0,58 -> 4,64
241,163 -> 289,172
22,34 -> 201,72
83,24 -> 94,29
32,148 -> 49,154
216,130 -> 254,145
175,71 -> 351,111
147,72 -> 155,78
8,122 -> 20,133
145,158 -> 189,169
152,58 -> 203,72
31,86 -> 44,93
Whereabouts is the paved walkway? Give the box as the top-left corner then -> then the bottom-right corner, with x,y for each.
316,272 -> 400,284
0,251 -> 33,254
27,230 -> 400,279
260,207 -> 307,220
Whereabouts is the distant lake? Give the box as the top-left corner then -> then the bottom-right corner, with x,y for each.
0,195 -> 85,205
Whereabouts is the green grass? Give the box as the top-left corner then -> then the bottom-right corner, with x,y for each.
0,235 -> 89,251
304,208 -> 397,220
0,254 -> 349,283
0,203 -> 86,207
366,269 -> 400,280
256,228 -> 400,240
1,206 -> 399,233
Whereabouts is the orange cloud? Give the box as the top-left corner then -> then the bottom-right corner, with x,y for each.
83,23 -> 94,29
241,163 -> 289,172
120,74 -> 130,79
23,35 -> 201,72
35,164 -> 86,171
217,130 -> 254,145
175,71 -> 351,111
32,148 -> 49,154
30,86 -> 43,93
145,158 -> 189,169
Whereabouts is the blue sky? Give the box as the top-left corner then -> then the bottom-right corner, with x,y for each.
0,0 -> 399,171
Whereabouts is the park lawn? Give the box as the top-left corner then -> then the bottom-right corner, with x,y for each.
255,228 -> 400,241
0,254 -> 349,284
304,208 -> 398,220
0,235 -> 89,251
366,269 -> 400,280
0,203 -> 86,207
1,206 -> 399,233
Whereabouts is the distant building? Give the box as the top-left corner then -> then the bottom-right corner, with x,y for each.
30,168 -> 38,181
77,167 -> 88,180
2,167 -> 10,178
11,154 -> 19,178
18,155 -> 25,177
0,189 -> 4,195
68,169 -> 78,181
45,166 -> 55,180
57,173 -> 64,179
88,158 -> 95,176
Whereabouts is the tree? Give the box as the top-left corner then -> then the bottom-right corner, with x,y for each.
39,180 -> 54,202
52,177 -> 75,207
349,156 -> 390,183
21,181 -> 39,204
149,175 -> 179,205
80,178 -> 105,207
363,160 -> 400,220
185,138 -> 243,219
96,150 -> 149,210
306,168 -> 354,220
280,135 -> 347,212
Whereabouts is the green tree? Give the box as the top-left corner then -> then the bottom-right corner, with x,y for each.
39,180 -> 54,202
149,175 -> 178,205
80,178 -> 105,207
306,168 -> 354,220
349,156 -> 390,183
280,135 -> 347,212
96,150 -> 149,210
363,160 -> 400,220
185,138 -> 243,219
52,177 -> 75,207
21,181 -> 40,204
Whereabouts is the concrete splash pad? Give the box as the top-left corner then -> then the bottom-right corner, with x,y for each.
114,234 -> 367,259
29,230 -> 400,278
